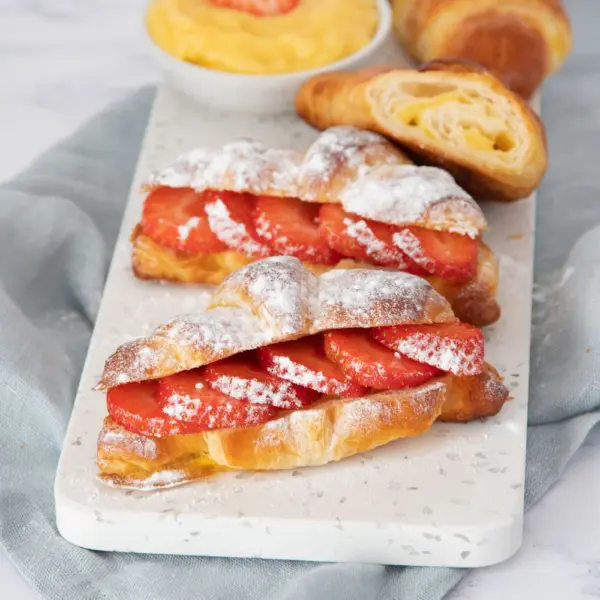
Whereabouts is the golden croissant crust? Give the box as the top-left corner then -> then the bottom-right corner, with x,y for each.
392,0 -> 572,99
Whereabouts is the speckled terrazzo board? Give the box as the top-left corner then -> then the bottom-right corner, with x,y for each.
54,80 -> 537,566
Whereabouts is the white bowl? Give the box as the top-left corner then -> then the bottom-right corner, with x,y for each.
146,0 -> 392,115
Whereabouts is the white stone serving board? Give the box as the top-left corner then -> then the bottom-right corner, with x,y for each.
54,81 -> 536,567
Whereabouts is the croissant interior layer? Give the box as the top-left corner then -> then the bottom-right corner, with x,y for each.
367,68 -> 547,202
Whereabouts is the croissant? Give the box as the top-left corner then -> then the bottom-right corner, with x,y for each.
295,62 -> 547,202
133,126 -> 500,326
97,257 -> 509,490
391,0 -> 572,99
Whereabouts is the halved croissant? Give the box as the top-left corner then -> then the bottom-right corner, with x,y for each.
97,257 -> 509,490
295,62 -> 547,202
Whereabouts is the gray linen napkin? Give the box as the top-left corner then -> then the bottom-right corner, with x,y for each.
1,1 -> 599,597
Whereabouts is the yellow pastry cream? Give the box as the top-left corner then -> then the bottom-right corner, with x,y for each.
146,0 -> 380,75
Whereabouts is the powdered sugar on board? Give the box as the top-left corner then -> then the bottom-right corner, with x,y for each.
55,83 -> 537,568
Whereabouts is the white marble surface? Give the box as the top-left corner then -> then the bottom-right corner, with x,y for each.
0,0 -> 599,598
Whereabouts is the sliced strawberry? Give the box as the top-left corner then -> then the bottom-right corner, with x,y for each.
254,196 -> 341,265
204,190 -> 272,258
141,187 -> 228,253
392,226 -> 478,283
324,329 -> 440,390
319,204 -> 421,269
372,322 -> 484,376
257,334 -> 368,397
157,369 -> 281,430
107,381 -> 186,437
208,0 -> 299,17
203,354 -> 320,409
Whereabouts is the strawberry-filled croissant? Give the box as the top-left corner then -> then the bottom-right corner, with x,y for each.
133,126 -> 500,327
96,257 -> 509,490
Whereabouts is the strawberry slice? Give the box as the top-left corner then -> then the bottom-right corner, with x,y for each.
208,0 -> 299,17
203,354 -> 320,409
392,226 -> 478,283
254,196 -> 341,265
141,187 -> 228,253
107,381 -> 188,438
204,190 -> 272,258
319,204 -> 410,268
372,322 -> 484,376
157,369 -> 281,430
257,334 -> 367,397
324,329 -> 440,390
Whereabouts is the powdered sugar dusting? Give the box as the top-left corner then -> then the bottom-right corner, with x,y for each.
148,148 -> 214,188
145,128 -> 484,236
269,355 -> 327,390
158,308 -> 267,356
98,259 -> 454,390
343,217 -> 408,267
208,374 -> 302,409
340,165 -> 485,237
138,469 -> 186,488
98,424 -> 159,461
392,228 -> 436,274
195,140 -> 301,195
177,217 -> 200,243
212,257 -> 318,338
299,127 -> 406,201
97,307 -> 268,389
204,197 -> 270,257
332,381 -> 445,440
162,393 -> 202,420
160,387 -> 272,430
251,379 -> 446,462
312,269 -> 453,331
392,333 -> 484,376
150,139 -> 302,196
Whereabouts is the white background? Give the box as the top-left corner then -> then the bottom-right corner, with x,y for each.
0,1 -> 599,598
